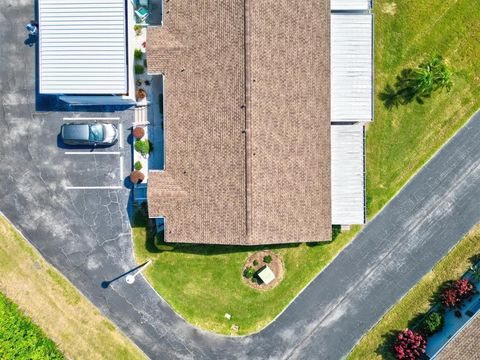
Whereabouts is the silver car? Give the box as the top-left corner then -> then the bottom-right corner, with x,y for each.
61,123 -> 118,146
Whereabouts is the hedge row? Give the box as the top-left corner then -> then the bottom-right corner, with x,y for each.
0,292 -> 64,359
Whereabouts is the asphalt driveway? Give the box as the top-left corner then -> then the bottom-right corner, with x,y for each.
2,1 -> 480,359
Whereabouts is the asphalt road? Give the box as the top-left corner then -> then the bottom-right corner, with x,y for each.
2,1 -> 480,359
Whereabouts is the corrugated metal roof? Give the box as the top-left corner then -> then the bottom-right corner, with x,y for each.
39,0 -> 128,95
331,0 -> 371,11
331,124 -> 365,225
331,13 -> 373,122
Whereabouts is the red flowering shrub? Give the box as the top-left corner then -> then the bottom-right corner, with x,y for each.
441,279 -> 476,308
393,329 -> 427,360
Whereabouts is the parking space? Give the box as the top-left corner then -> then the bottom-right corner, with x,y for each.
60,116 -> 132,191
64,153 -> 123,190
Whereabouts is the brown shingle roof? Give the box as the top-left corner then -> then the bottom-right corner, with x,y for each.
436,314 -> 480,360
147,0 -> 331,245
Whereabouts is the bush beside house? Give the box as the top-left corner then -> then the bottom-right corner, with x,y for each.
440,279 -> 476,309
421,311 -> 444,336
393,329 -> 427,360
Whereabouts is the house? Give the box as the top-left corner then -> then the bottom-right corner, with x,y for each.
434,311 -> 480,359
144,0 -> 373,245
38,0 -> 136,105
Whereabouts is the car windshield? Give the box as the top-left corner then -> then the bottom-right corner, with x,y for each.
89,124 -> 104,142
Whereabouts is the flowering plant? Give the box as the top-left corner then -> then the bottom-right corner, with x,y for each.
441,279 -> 476,308
393,329 -> 427,360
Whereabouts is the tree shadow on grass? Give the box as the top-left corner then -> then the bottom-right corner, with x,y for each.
468,253 -> 480,266
375,330 -> 398,359
379,68 -> 430,110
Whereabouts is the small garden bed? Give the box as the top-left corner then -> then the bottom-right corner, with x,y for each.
242,251 -> 284,290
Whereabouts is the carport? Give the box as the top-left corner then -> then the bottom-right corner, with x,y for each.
38,0 -> 135,105
331,124 -> 366,226
331,12 -> 373,122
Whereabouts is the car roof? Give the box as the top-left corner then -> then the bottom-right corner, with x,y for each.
62,123 -> 90,141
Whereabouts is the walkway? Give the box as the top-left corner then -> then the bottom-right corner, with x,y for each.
2,1 -> 480,359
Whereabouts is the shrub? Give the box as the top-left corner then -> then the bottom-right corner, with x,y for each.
135,64 -> 145,75
253,260 -> 259,266
263,255 -> 272,264
134,161 -> 143,171
129,170 -> 145,184
132,127 -> 145,139
243,267 -> 255,279
134,24 -> 142,36
441,279 -> 476,308
0,293 -> 64,359
134,49 -> 143,60
393,329 -> 427,360
421,311 -> 444,336
135,139 -> 152,156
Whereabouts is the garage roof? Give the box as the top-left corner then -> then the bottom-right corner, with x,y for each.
38,0 -> 128,95
331,13 -> 373,122
331,0 -> 371,11
331,124 -> 365,225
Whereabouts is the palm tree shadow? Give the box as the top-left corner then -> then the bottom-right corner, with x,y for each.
379,68 -> 427,109
379,83 -> 401,110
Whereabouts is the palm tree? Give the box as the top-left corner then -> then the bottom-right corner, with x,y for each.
414,55 -> 453,95
397,55 -> 453,103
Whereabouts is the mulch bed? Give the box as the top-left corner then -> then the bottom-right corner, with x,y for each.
242,250 -> 284,291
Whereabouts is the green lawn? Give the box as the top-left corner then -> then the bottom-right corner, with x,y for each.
0,292 -> 64,360
133,0 -> 480,336
348,225 -> 480,360
134,209 -> 359,334
367,0 -> 480,215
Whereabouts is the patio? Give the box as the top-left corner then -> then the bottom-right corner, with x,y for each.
134,0 -> 163,26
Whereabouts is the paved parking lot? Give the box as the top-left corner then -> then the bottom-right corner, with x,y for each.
3,1 -> 480,360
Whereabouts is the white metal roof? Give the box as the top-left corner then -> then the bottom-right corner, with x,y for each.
331,124 -> 365,225
39,0 -> 128,95
331,0 -> 371,11
331,14 -> 373,122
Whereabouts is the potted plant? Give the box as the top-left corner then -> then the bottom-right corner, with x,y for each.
132,127 -> 145,139
129,170 -> 145,184
136,88 -> 147,100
